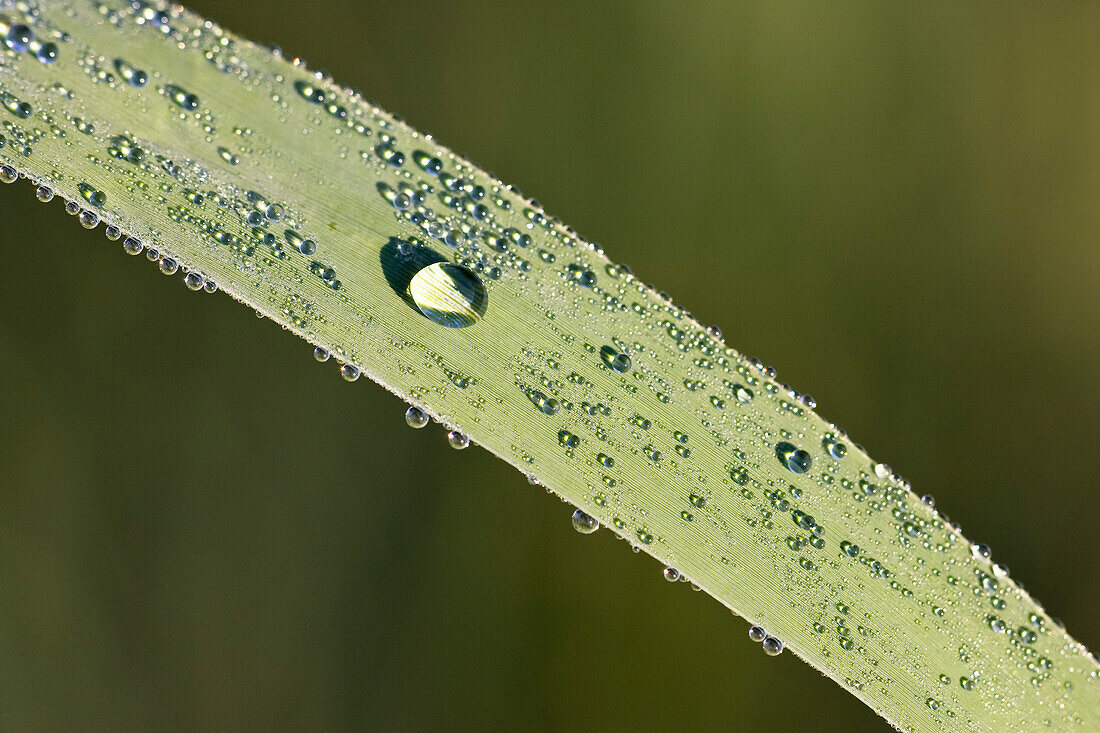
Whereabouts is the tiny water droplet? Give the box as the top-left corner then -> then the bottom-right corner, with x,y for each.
340,363 -> 360,381
748,626 -> 767,643
662,567 -> 680,582
313,347 -> 330,362
762,637 -> 784,656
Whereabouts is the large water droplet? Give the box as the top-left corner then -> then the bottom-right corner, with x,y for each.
408,262 -> 488,328
748,626 -> 767,643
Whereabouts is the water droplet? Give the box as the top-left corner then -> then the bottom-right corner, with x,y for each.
158,257 -> 178,275
165,84 -> 200,111
558,430 -> 580,449
447,430 -> 469,450
183,272 -> 204,291
408,262 -> 488,328
405,406 -> 429,429
748,626 -> 767,643
0,165 -> 18,183
121,236 -> 142,255
35,42 -> 59,64
80,185 -> 106,207
776,442 -> 812,474
114,58 -> 147,88
5,24 -> 34,52
823,436 -> 847,459
35,185 -> 53,202
571,509 -> 599,534
313,347 -> 330,362
600,345 -> 632,374
597,453 -> 614,468
663,567 -> 680,582
762,637 -> 784,656
340,363 -> 360,381
79,211 -> 99,229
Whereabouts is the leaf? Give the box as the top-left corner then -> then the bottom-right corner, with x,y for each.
0,2 -> 1096,730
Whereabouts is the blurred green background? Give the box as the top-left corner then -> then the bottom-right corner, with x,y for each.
1,1 -> 1098,730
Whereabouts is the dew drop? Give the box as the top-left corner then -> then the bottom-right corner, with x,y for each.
5,24 -> 34,52
121,236 -> 142,255
823,436 -> 847,459
571,509 -> 599,534
447,430 -> 470,450
600,345 -> 632,373
35,185 -> 53,202
748,626 -> 768,643
340,363 -> 360,382
183,272 -> 204,291
408,262 -> 488,328
313,347 -> 330,362
558,430 -> 580,449
762,637 -> 784,656
776,442 -> 812,474
35,42 -> 59,64
405,406 -> 429,429
663,567 -> 681,582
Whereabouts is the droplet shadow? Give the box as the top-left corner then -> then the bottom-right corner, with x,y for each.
379,237 -> 448,315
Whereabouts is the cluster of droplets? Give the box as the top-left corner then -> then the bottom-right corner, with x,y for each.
748,625 -> 784,656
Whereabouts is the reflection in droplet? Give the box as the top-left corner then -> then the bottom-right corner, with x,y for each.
408,262 -> 488,328
776,442 -> 812,474
447,430 -> 470,450
571,509 -> 599,534
405,406 -> 429,429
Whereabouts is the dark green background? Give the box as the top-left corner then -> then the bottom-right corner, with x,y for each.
1,2 -> 1097,730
